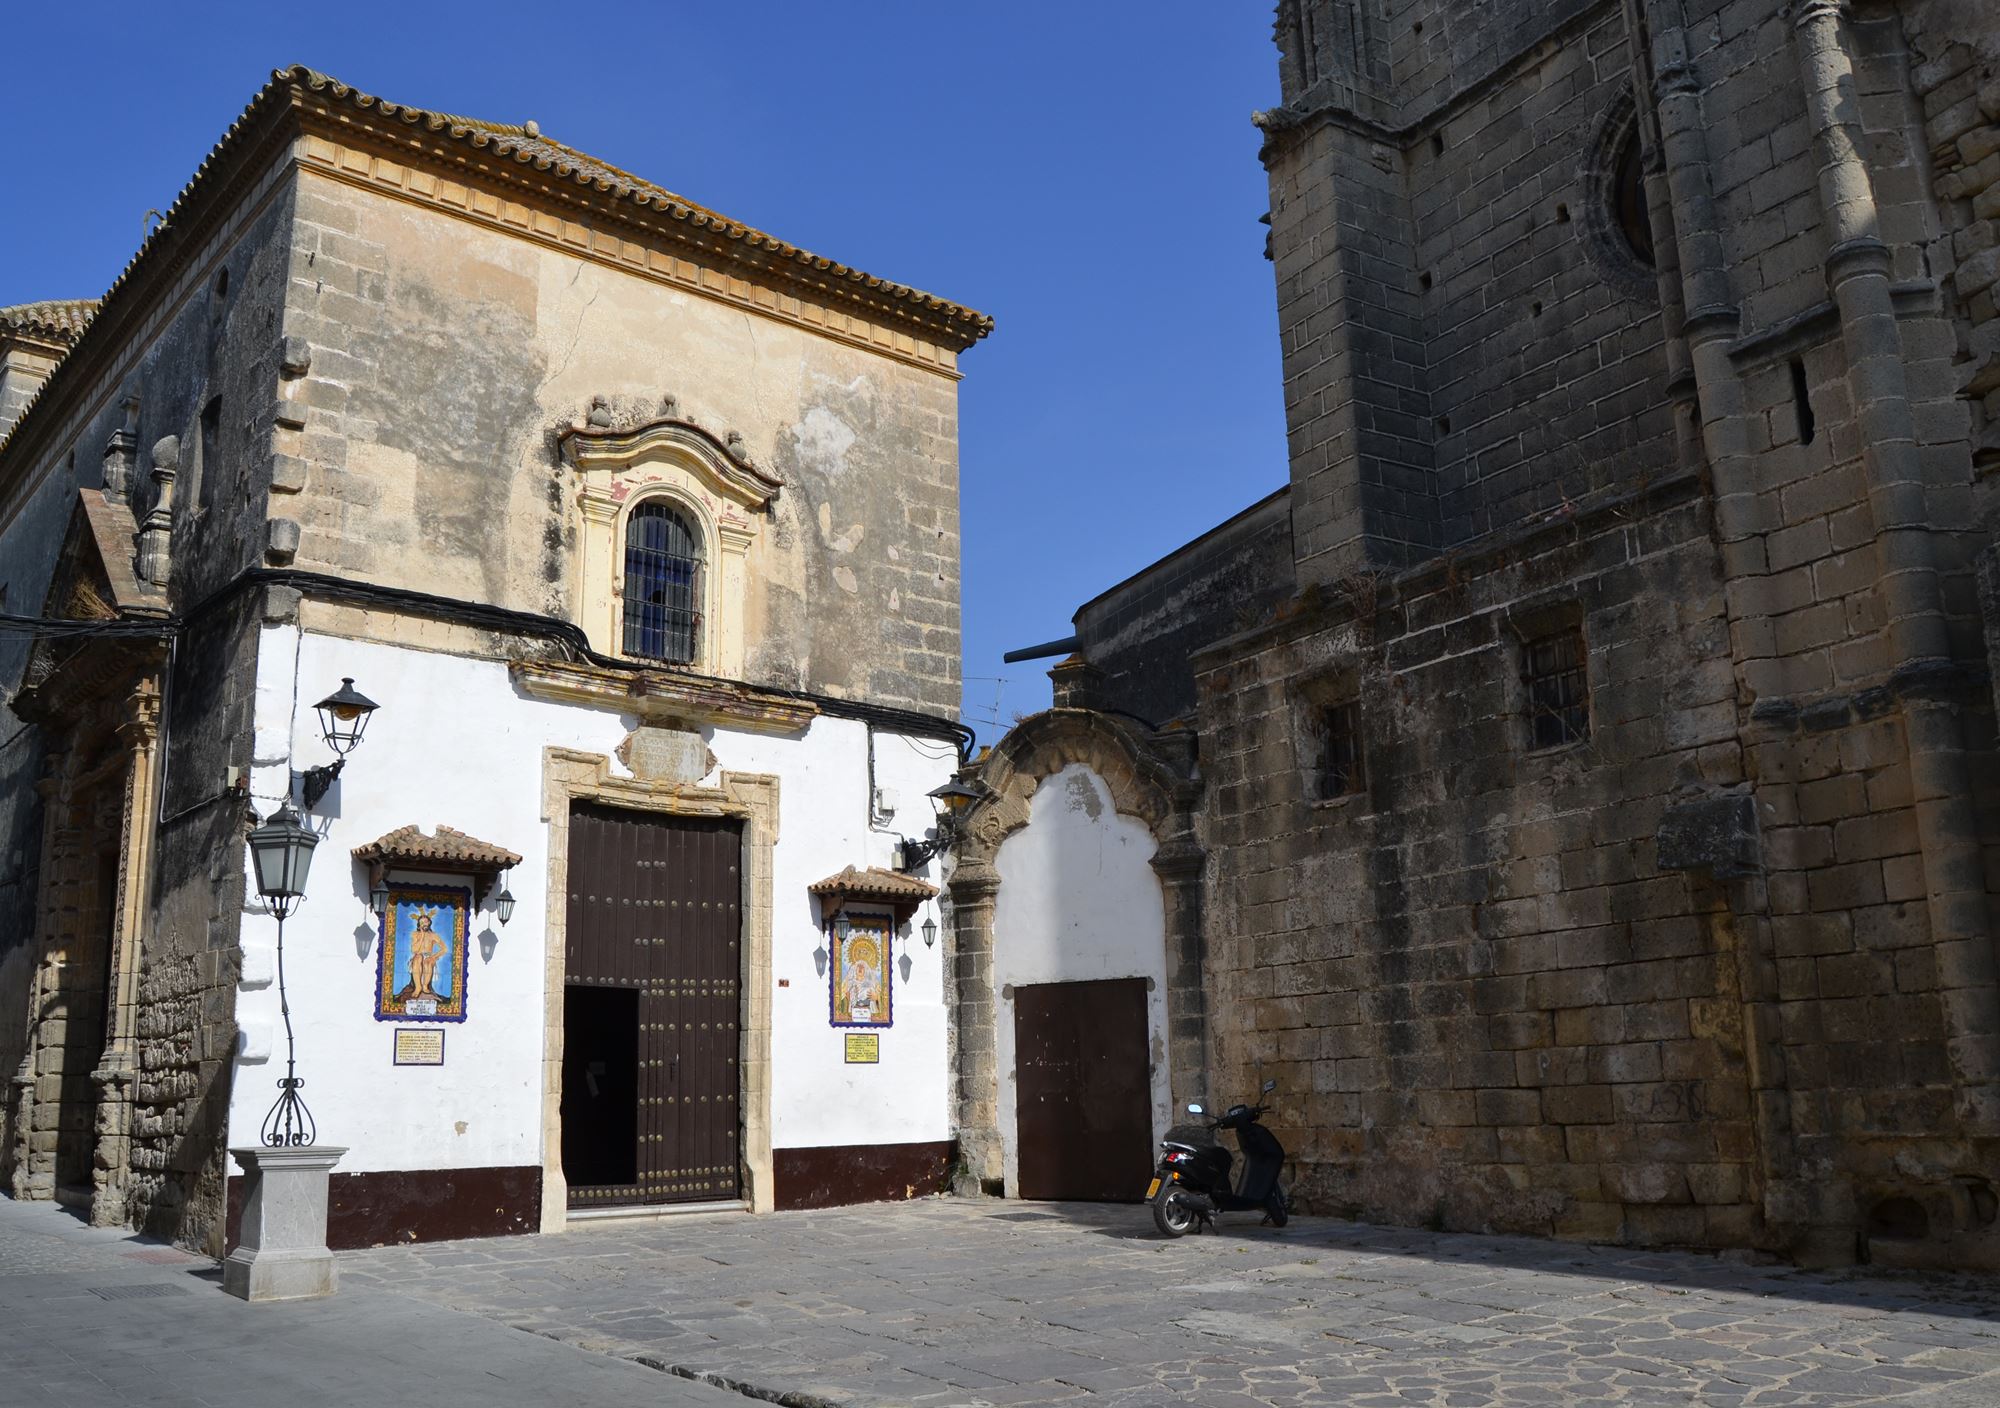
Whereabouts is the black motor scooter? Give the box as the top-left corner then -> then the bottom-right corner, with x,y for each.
1147,1079 -> 1290,1236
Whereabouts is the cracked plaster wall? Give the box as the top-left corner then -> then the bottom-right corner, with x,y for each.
274,170 -> 962,715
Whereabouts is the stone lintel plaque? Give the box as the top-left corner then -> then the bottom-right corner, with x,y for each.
393,1028 -> 445,1066
619,725 -> 715,785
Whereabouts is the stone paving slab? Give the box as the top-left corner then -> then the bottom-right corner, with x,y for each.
339,1198 -> 2000,1407
0,1195 -> 742,1407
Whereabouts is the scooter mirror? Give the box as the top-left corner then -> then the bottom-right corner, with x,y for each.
1261,1079 -> 1277,1094
1186,1102 -> 1204,1115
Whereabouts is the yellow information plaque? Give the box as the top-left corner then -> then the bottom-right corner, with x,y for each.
843,1032 -> 879,1064
393,1028 -> 445,1066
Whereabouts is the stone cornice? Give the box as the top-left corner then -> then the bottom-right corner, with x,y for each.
509,657 -> 818,735
285,68 -> 986,376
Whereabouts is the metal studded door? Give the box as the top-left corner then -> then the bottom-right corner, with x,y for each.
563,804 -> 742,1209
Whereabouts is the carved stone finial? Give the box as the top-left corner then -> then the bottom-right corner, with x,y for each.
726,430 -> 746,457
524,119 -> 541,138
151,435 -> 180,472
661,393 -> 679,418
587,396 -> 615,429
101,428 -> 138,504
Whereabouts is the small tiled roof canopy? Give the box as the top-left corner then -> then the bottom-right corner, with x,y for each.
808,866 -> 938,923
352,825 -> 522,903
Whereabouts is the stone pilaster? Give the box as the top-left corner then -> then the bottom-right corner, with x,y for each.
946,862 -> 1001,1191
89,680 -> 164,1227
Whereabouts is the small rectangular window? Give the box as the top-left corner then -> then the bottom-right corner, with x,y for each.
1316,699 -> 1364,798
189,396 -> 221,514
1523,626 -> 1590,749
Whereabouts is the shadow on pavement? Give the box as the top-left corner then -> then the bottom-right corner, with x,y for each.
1014,1196 -> 2000,1323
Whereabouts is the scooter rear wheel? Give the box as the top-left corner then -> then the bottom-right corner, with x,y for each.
1152,1184 -> 1197,1238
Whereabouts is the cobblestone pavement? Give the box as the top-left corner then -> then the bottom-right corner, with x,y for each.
340,1198 -> 2000,1408
0,1195 -> 740,1406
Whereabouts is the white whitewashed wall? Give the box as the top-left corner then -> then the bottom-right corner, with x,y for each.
228,625 -> 954,1184
989,763 -> 1170,1195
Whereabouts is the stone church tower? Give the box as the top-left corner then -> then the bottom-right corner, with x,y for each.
968,1 -> 2000,1268
1237,0 -> 2000,1265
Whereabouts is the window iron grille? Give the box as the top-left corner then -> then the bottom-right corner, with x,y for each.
623,502 -> 703,665
1317,699 -> 1364,798
1524,627 -> 1589,749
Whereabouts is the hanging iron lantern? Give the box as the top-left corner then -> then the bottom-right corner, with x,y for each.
921,915 -> 938,949
493,883 -> 516,926
247,802 -> 318,920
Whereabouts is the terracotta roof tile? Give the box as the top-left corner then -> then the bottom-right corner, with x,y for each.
352,825 -> 522,870
807,865 -> 939,903
0,300 -> 96,346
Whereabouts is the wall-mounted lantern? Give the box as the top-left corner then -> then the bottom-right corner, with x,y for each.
896,777 -> 990,872
921,915 -> 938,949
302,677 -> 379,808
493,874 -> 516,926
369,877 -> 390,918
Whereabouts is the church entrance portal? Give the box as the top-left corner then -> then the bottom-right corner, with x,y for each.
561,804 -> 743,1209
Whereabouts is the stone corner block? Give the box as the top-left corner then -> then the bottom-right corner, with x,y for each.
265,518 -> 301,565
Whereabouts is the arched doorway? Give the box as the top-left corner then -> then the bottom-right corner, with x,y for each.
994,764 -> 1167,1200
947,710 -> 1205,1198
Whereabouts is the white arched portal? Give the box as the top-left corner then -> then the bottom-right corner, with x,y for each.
991,763 -> 1170,1197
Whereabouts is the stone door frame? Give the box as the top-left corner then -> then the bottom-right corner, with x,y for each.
538,747 -> 778,1229
7,662 -> 162,1228
946,709 -> 1204,1191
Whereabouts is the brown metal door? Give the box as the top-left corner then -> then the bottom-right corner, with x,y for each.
564,804 -> 742,1208
1013,977 -> 1152,1201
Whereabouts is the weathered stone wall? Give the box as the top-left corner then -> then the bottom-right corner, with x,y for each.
1174,0 -> 2000,1266
1196,477 -> 1774,1248
1903,6 -> 2000,480
272,164 -> 964,714
1265,0 -> 1675,580
0,172 -> 294,1235
1071,488 -> 1295,727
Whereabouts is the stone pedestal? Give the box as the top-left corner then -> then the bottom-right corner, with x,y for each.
223,1146 -> 346,1302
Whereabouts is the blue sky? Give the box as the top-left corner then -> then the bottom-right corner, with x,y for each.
1,2 -> 1287,741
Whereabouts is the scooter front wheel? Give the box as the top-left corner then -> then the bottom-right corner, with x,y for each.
1264,1188 -> 1290,1228
1152,1184 -> 1198,1238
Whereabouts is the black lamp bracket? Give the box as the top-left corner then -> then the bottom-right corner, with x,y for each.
300,757 -> 345,810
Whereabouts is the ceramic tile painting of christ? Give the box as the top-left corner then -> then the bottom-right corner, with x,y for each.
375,884 -> 471,1022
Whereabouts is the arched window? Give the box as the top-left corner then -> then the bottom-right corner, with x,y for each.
623,501 -> 703,665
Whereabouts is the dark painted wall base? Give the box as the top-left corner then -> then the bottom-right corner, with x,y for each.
774,1139 -> 955,1211
225,1164 -> 542,1251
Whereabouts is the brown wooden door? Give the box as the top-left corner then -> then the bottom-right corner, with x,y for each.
563,804 -> 742,1208
1013,977 -> 1153,1201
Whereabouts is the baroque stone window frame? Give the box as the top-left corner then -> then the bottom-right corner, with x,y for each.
537,747 -> 779,1228
562,414 -> 782,680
